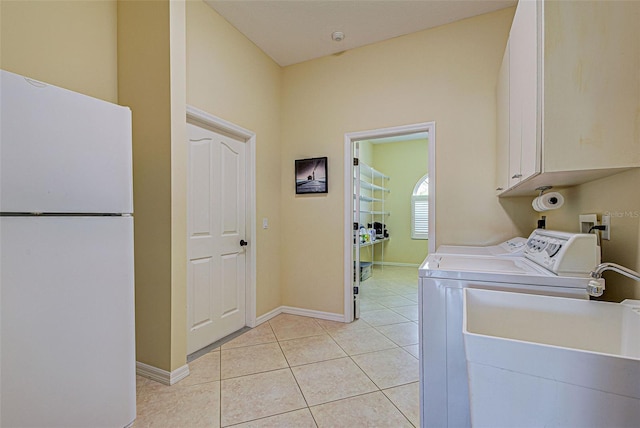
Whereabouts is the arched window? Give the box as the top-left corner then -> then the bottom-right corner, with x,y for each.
411,174 -> 429,239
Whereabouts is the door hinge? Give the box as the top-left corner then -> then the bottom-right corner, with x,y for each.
353,158 -> 359,166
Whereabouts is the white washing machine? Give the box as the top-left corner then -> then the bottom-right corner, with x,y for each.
436,236 -> 527,257
419,230 -> 600,428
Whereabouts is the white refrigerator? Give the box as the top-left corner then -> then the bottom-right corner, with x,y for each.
0,70 -> 136,427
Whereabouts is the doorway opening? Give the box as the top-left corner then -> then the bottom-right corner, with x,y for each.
343,122 -> 435,322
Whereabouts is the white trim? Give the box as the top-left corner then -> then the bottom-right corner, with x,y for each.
186,106 -> 254,140
185,106 -> 258,330
136,361 -> 190,386
372,261 -> 421,268
343,137 -> 354,323
280,306 -> 344,322
428,124 -> 436,254
255,306 -> 283,326
255,306 -> 345,326
345,122 -> 436,323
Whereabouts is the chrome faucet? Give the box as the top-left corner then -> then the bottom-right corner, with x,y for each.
587,262 -> 640,297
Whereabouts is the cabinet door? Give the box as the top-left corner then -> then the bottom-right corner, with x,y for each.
495,44 -> 510,194
518,0 -> 539,181
508,0 -> 539,188
508,13 -> 524,188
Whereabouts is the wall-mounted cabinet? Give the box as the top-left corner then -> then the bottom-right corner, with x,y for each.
495,43 -> 510,194
496,1 -> 640,196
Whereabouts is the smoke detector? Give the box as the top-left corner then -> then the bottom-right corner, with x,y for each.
331,31 -> 345,42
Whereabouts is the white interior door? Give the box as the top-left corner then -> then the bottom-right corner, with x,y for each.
187,123 -> 247,354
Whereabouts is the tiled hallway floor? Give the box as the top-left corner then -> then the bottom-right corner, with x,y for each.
135,265 -> 420,427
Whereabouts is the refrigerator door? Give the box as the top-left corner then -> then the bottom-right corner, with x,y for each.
1,216 -> 136,427
0,70 -> 132,214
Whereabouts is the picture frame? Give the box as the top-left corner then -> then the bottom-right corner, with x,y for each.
295,157 -> 328,194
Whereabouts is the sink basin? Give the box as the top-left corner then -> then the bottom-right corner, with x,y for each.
463,288 -> 640,428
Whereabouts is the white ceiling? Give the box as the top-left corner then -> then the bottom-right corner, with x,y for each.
205,0 -> 516,66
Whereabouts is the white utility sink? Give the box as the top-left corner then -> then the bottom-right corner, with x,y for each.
463,288 -> 640,428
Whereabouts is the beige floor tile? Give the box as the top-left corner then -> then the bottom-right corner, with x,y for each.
361,288 -> 396,298
221,322 -> 276,350
370,265 -> 418,281
373,294 -> 417,308
329,326 -> 397,356
401,293 -> 419,303
391,304 -> 419,321
352,347 -> 419,389
315,317 -> 370,333
221,369 -> 306,426
403,344 -> 420,359
135,267 -> 421,427
376,322 -> 419,346
269,314 -> 325,341
359,308 -> 410,326
179,350 -> 220,387
221,342 -> 288,379
359,300 -> 387,312
383,382 -> 420,427
136,375 -> 172,395
135,381 -> 220,428
397,280 -> 419,288
310,391 -> 413,428
291,357 -> 377,406
279,334 -> 346,366
230,408 -> 316,427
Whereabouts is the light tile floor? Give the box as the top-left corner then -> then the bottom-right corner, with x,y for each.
135,265 -> 420,427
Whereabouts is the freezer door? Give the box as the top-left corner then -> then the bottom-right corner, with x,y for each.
0,70 -> 132,214
0,216 -> 136,427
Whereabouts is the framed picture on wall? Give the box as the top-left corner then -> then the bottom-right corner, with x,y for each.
295,157 -> 328,194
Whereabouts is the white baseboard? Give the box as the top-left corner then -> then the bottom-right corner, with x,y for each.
136,361 -> 190,386
255,305 -> 345,325
372,261 -> 421,267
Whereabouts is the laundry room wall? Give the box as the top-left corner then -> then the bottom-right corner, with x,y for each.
0,0 -> 118,102
541,169 -> 640,301
372,138 -> 429,266
185,0 -> 284,318
118,0 -> 189,373
280,7 -> 536,315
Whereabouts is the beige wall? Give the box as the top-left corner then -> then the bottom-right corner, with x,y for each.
280,7 -> 530,315
0,0 -> 118,103
117,0 -> 187,372
185,0 -> 283,317
542,169 -> 640,301
372,139 -> 429,265
5,0 -> 636,371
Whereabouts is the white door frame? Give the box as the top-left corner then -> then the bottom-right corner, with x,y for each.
343,122 -> 436,322
186,105 -> 257,328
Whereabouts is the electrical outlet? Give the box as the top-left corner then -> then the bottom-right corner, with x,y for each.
579,214 -> 598,233
601,215 -> 611,240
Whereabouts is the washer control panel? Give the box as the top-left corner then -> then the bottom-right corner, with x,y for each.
524,229 -> 599,275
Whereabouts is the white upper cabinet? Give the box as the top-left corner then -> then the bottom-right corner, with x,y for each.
496,0 -> 640,196
495,43 -> 510,194
508,0 -> 538,189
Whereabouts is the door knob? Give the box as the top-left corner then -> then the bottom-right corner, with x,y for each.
240,239 -> 248,247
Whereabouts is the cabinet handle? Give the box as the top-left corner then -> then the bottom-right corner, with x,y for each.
511,174 -> 523,179
496,187 -> 504,191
